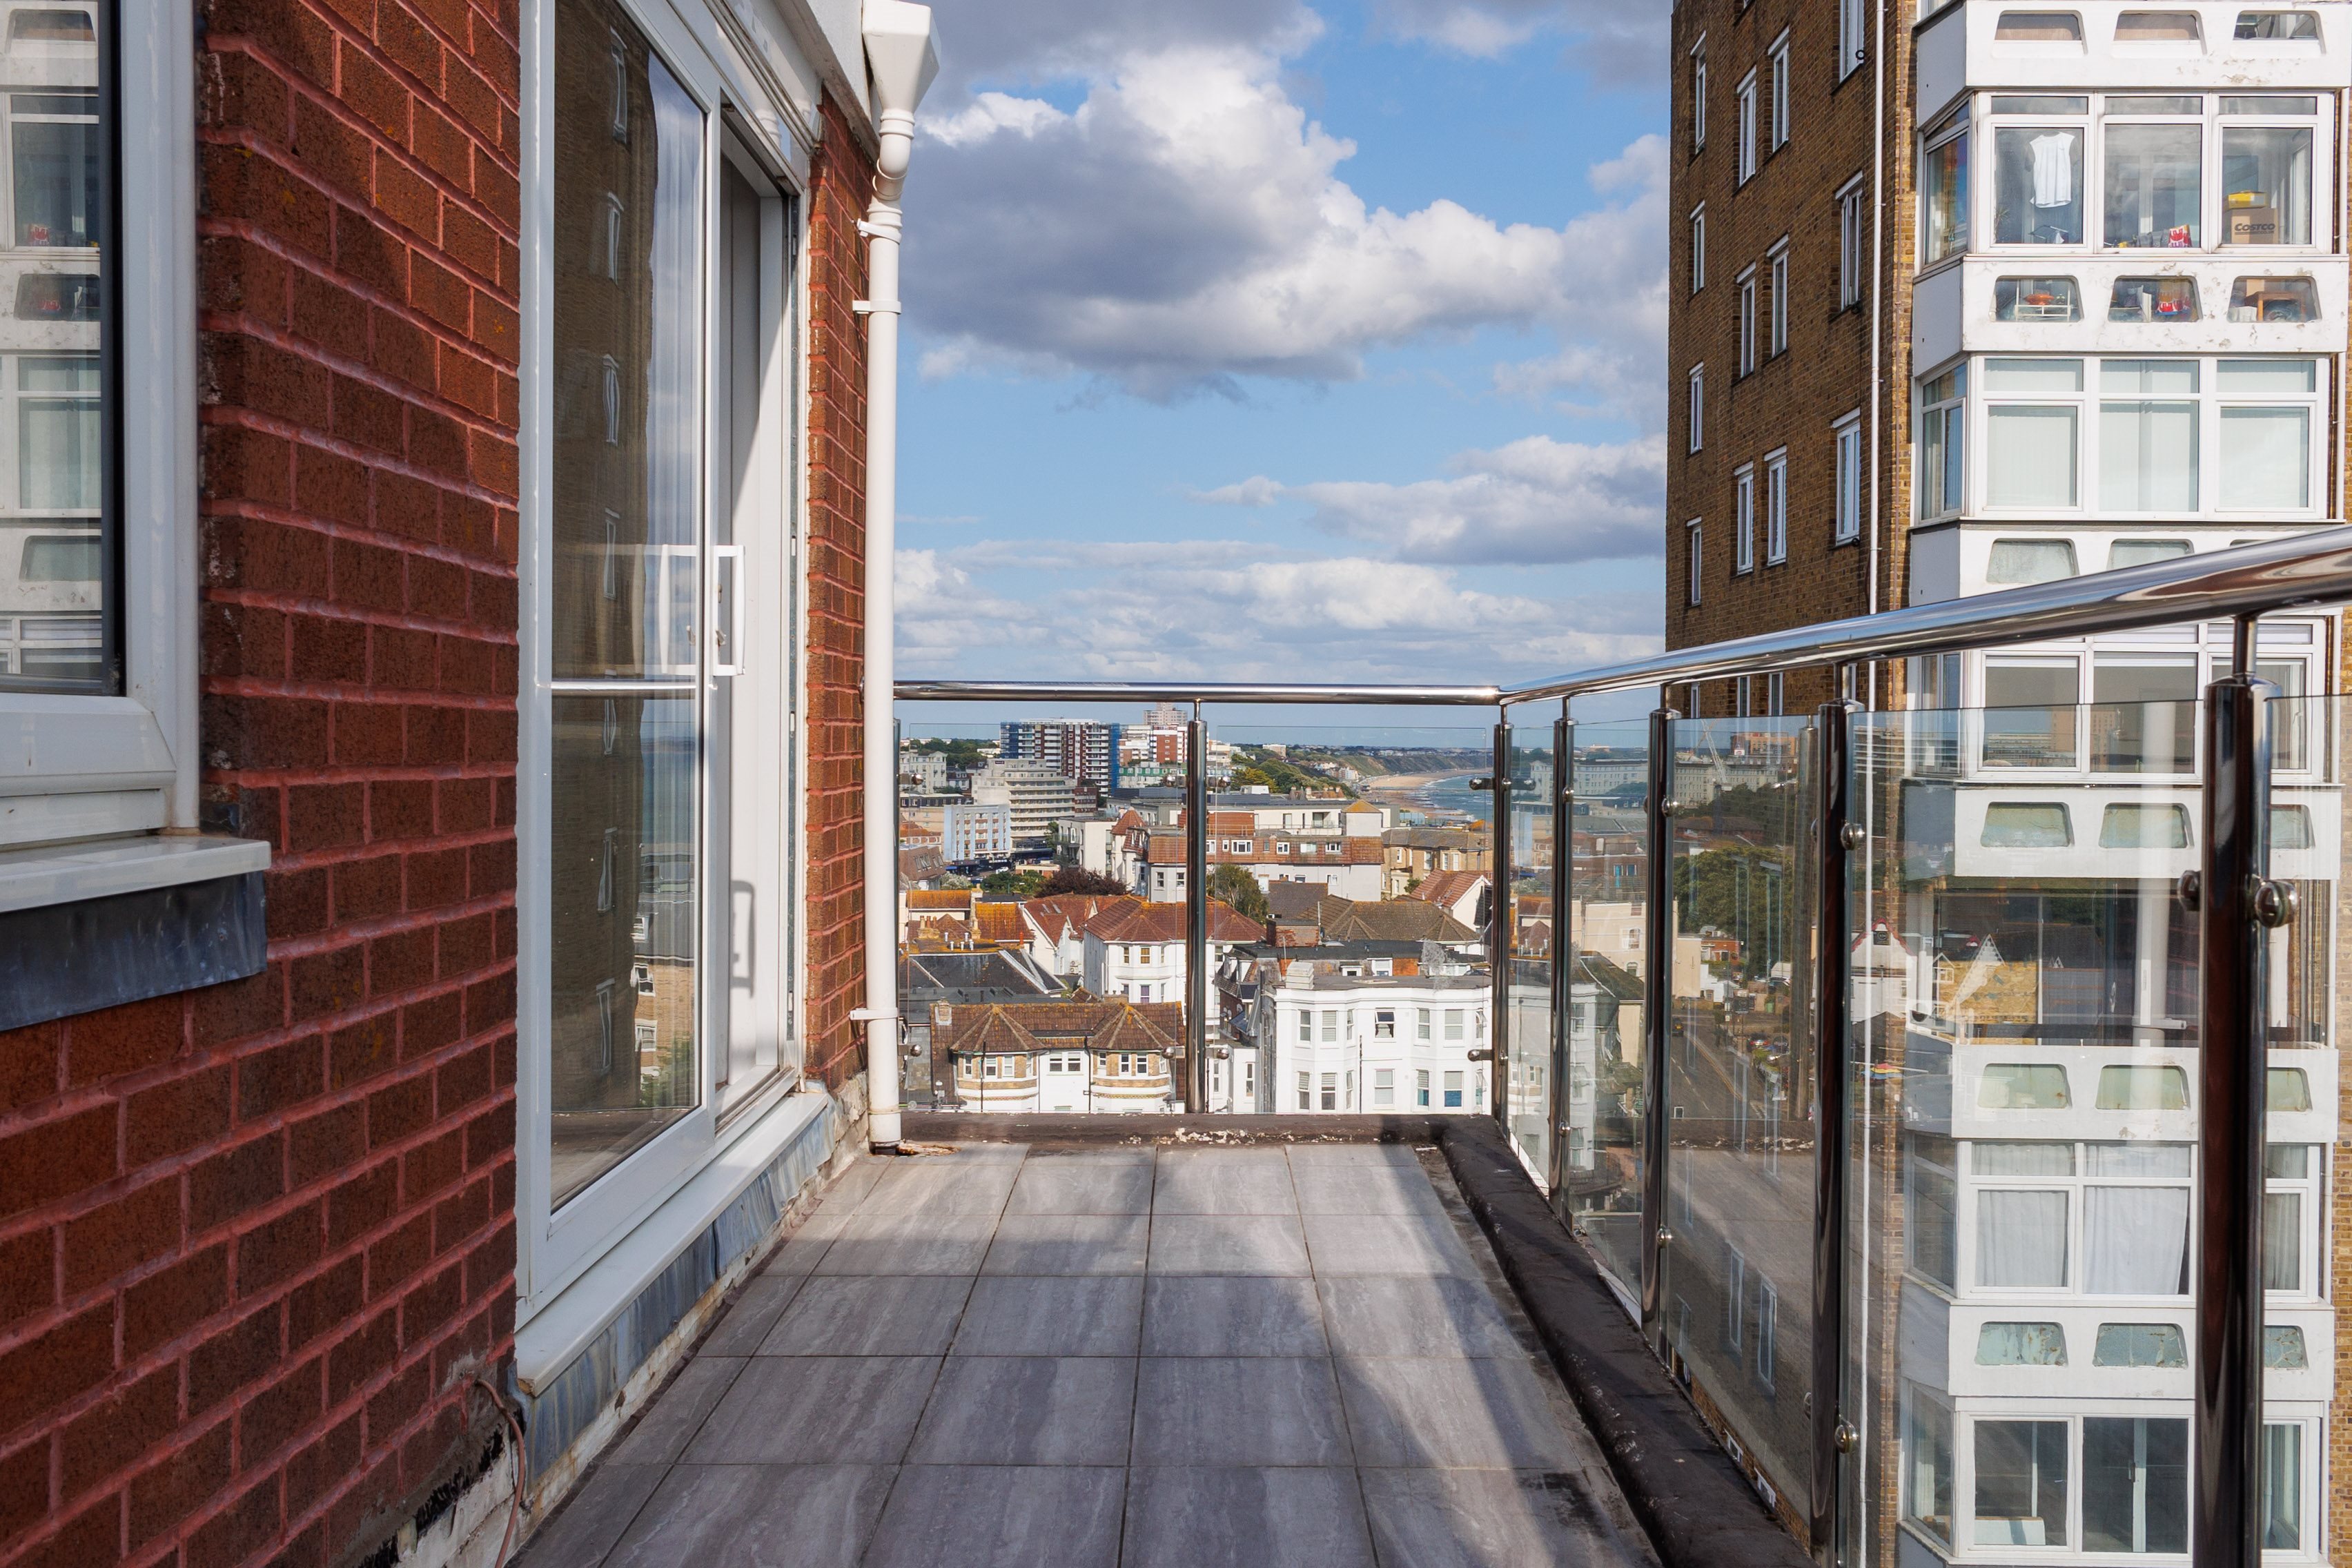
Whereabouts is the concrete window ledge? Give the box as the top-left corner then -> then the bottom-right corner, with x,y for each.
0,834 -> 271,1032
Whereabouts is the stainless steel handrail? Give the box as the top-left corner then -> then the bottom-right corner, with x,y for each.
892,678 -> 1500,705
894,526 -> 2352,708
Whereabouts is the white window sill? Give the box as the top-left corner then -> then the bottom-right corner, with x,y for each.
0,832 -> 271,915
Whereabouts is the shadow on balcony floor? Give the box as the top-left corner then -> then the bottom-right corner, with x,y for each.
519,1141 -> 1663,1567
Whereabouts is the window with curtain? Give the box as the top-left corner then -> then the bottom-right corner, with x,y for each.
1977,1187 -> 2068,1286
2100,360 -> 2199,511
1908,1137 -> 1959,1287
2083,1142 -> 2190,1295
1985,358 -> 2082,510
2264,1424 -> 2303,1549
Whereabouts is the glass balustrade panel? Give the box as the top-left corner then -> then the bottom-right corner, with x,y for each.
1660,714 -> 1815,1520
1562,716 -> 1652,1298
1503,712 -> 1560,1184
1850,694 -> 2211,1567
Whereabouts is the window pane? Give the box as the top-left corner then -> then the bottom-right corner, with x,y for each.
1986,407 -> 2079,507
2094,1322 -> 2188,1366
1975,1322 -> 2067,1364
2092,658 -> 2198,772
548,694 -> 698,1206
1981,803 -> 2071,845
2099,803 -> 2191,844
1995,126 -> 2084,243
2262,1190 -> 2302,1290
2087,1141 -> 2191,1176
2223,273 -> 2320,321
1924,133 -> 1969,262
1977,1140 -> 2076,1175
2222,126 -> 2312,244
2267,1066 -> 2311,1110
1977,1189 -> 2068,1285
1978,1064 -> 2070,1108
2096,1064 -> 2191,1109
2113,538 -> 2191,568
2084,1186 -> 2189,1293
1985,357 -> 2082,391
2099,400 -> 2198,511
2108,275 -> 2199,321
2265,1325 -> 2308,1368
1974,1420 -> 2069,1545
2104,124 -> 2202,247
2219,406 -> 2309,509
2219,357 -> 2317,393
2264,1425 -> 2302,1549
2084,1418 -> 2189,1553
1907,1395 -> 1955,1543
553,0 -> 705,682
1995,276 -> 2081,320
0,44 -> 108,696
1986,540 -> 2078,584
547,0 -> 707,1208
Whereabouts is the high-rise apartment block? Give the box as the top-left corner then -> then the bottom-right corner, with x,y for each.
1000,718 -> 1123,790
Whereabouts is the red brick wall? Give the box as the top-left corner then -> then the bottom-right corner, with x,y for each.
801,96 -> 874,1095
0,0 -> 522,1558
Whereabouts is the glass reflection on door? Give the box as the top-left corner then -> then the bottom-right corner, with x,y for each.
547,0 -> 705,1206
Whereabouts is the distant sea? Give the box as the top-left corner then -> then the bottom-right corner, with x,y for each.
1400,772 -> 1491,826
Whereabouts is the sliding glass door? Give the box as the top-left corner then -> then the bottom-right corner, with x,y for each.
521,0 -> 799,1304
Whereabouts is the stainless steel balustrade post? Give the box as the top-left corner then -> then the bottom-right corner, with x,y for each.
1186,706 -> 1209,1115
2193,616 -> 2276,1568
1640,705 -> 1676,1330
1547,707 -> 1574,1203
1490,717 -> 1511,1130
1808,698 -> 1859,1561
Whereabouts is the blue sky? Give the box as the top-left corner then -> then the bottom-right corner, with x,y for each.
891,0 -> 1669,708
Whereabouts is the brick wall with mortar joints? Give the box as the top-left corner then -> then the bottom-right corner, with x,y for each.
801,93 -> 874,1095
1667,0 -> 1919,721
0,0 -> 522,1558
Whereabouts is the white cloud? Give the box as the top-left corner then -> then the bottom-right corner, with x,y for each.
1201,431 -> 1663,566
907,32 -> 1667,404
1367,0 -> 1667,75
895,538 -> 1660,685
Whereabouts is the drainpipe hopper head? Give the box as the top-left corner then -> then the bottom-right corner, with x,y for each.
863,1 -> 938,130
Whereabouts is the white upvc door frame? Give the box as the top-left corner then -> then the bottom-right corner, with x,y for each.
515,0 -> 811,1317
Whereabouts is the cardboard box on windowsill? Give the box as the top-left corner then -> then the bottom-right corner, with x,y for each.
2228,202 -> 2279,245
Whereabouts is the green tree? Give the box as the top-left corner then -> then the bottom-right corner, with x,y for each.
1208,863 -> 1269,922
980,868 -> 1046,899
1039,865 -> 1127,896
1671,845 -> 1793,979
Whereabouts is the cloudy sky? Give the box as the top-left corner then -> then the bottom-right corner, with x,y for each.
891,0 -> 1669,703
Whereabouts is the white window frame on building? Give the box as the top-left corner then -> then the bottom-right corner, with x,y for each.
1736,69 -> 1758,184
1687,520 -> 1704,605
1736,265 -> 1758,375
1734,464 -> 1756,573
1834,412 -> 1864,542
1839,0 -> 1866,79
1764,449 -> 1789,564
1767,239 -> 1790,356
0,0 -> 252,906
1957,354 -> 2329,522
1691,36 -> 1707,150
1689,203 -> 1706,292
1837,173 -> 1866,309
1689,364 -> 1705,451
1768,30 -> 1790,152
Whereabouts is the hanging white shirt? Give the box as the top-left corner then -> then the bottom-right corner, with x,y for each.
2030,133 -> 2074,207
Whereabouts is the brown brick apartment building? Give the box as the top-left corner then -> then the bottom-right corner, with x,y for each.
0,0 -> 923,1561
1663,1 -> 2352,1561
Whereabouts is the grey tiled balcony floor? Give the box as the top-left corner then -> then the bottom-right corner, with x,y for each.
522,1143 -> 1661,1568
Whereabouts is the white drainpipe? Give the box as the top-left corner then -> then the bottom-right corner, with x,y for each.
853,3 -> 937,1151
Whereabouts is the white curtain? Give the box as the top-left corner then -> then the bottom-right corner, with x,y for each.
2220,407 -> 2309,509
1986,407 -> 2079,508
2084,1186 -> 2188,1294
2101,402 -> 2198,511
1979,1189 -> 2068,1286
